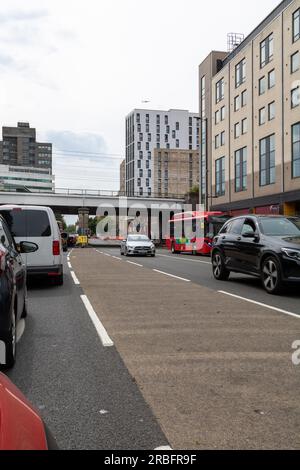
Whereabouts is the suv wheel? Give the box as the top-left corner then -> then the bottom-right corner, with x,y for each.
6,311 -> 17,368
261,256 -> 283,295
212,252 -> 230,281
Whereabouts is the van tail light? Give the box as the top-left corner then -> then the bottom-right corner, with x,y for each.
53,241 -> 60,256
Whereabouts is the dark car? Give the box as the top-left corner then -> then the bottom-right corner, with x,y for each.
211,215 -> 300,295
0,215 -> 38,368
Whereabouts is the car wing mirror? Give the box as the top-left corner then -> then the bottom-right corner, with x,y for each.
19,241 -> 39,254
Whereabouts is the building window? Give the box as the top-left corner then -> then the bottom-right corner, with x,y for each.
242,118 -> 248,135
146,114 -> 150,123
221,106 -> 226,121
148,151 -> 151,159
292,122 -> 300,178
166,125 -> 170,134
234,95 -> 240,112
293,8 -> 300,43
146,124 -> 150,133
176,139 -> 180,148
259,134 -> 275,186
268,101 -> 275,121
291,51 -> 300,73
268,69 -> 275,89
215,110 -> 220,124
139,150 -> 143,159
137,160 -> 141,169
137,124 -> 141,132
176,122 -> 179,131
234,122 -> 240,138
146,178 -> 149,187
259,107 -> 266,126
215,157 -> 225,197
136,114 -> 140,123
137,142 -> 141,150
139,133 -> 143,141
292,86 -> 300,108
139,187 -> 143,196
148,188 -> 152,196
148,133 -> 152,142
156,115 -> 160,124
216,78 -> 224,103
148,169 -> 151,178
165,115 -> 168,125
156,134 -> 160,142
235,147 -> 247,192
165,134 -> 168,143
235,58 -> 246,87
260,33 -> 274,68
215,134 -> 220,149
146,142 -> 150,150
156,125 -> 160,133
220,131 -> 225,146
172,130 -> 176,139
259,76 -> 266,95
139,169 -> 143,178
241,90 -> 247,107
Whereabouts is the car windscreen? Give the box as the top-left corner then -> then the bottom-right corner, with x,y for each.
259,217 -> 300,236
127,235 -> 149,242
0,209 -> 51,237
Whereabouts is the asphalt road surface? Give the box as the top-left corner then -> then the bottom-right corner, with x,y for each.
6,252 -> 169,450
5,247 -> 300,450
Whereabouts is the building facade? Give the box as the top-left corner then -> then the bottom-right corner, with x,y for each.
119,159 -> 125,195
0,165 -> 55,193
0,122 -> 52,171
199,0 -> 300,216
125,109 -> 199,197
153,149 -> 199,198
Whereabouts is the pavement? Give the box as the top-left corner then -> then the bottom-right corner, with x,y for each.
70,247 -> 300,450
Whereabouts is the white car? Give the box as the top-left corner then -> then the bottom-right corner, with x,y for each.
0,205 -> 64,286
120,235 -> 156,257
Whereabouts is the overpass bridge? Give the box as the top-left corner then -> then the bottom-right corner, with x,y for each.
0,188 -> 187,240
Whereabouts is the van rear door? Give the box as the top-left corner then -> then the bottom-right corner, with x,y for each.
25,209 -> 53,268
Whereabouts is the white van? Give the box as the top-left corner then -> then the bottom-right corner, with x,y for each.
0,205 -> 63,285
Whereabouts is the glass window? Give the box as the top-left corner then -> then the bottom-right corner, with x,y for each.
268,101 -> 275,121
260,217 -> 300,236
176,122 -> 179,131
229,219 -> 245,235
235,58 -> 246,88
259,107 -> 266,126
291,51 -> 300,73
221,106 -> 226,121
241,90 -> 247,107
215,134 -> 220,149
242,118 -> 248,134
176,139 -> 180,148
292,86 -> 300,108
259,134 -> 275,186
216,78 -> 224,103
293,8 -> 300,42
292,122 -> 300,178
215,110 -> 220,124
235,147 -> 247,192
215,157 -> 225,197
259,77 -> 266,95
234,95 -> 240,111
260,33 -> 274,68
0,209 -> 51,237
268,69 -> 275,89
234,122 -> 240,138
220,131 -> 225,146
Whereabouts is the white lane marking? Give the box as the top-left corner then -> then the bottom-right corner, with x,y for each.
219,291 -> 300,320
16,319 -> 26,343
71,271 -> 80,285
80,295 -> 114,347
157,253 -> 210,265
153,269 -> 191,283
127,261 -> 143,267
155,446 -> 173,450
104,253 -> 111,257
95,250 -> 104,254
112,256 -> 122,261
67,262 -> 72,269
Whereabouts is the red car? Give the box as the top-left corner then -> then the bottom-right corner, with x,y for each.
0,373 -> 57,450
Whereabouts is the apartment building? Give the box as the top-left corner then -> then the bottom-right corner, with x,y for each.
0,165 -> 55,193
125,109 -> 199,197
199,0 -> 300,216
153,149 -> 199,198
0,122 -> 52,171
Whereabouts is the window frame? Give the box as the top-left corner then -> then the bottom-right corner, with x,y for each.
292,122 -> 300,179
235,147 -> 247,193
259,134 -> 276,187
215,156 -> 225,197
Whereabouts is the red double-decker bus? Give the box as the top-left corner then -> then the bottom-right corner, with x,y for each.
166,211 -> 230,256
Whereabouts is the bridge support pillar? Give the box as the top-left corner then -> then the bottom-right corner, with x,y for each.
78,207 -> 90,236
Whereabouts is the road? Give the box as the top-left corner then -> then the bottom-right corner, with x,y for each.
7,252 -> 169,450
6,247 -> 300,450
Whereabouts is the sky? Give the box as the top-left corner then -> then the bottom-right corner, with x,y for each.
0,0 -> 281,193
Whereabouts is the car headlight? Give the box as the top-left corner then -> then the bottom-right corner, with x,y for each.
150,244 -> 155,249
281,248 -> 300,261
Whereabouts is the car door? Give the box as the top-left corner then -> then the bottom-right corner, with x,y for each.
236,218 -> 262,275
0,220 -> 25,321
221,218 -> 245,269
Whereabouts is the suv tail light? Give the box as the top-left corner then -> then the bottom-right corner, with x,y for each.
0,248 -> 6,275
52,241 -> 60,256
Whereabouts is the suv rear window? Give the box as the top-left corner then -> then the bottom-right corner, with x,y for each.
0,210 -> 51,237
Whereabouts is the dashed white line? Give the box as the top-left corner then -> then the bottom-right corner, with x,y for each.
80,295 -> 114,347
153,269 -> 191,282
70,271 -> 80,285
157,253 -> 210,265
127,261 -> 143,267
155,446 -> 173,450
219,291 -> 300,320
95,250 -> 104,254
112,256 -> 122,261
67,262 -> 72,269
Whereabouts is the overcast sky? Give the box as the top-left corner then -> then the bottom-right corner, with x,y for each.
0,0 -> 280,192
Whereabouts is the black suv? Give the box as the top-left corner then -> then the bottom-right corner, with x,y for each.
0,215 -> 37,368
211,215 -> 300,295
